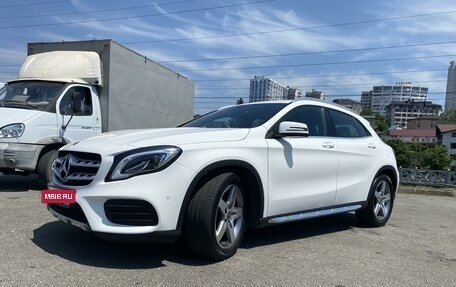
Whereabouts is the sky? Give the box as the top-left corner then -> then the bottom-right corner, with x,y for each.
1,0 -> 456,114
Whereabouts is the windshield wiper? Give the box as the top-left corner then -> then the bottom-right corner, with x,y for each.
0,100 -> 38,110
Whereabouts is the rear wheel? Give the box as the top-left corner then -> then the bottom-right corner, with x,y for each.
356,174 -> 394,227
37,150 -> 57,188
185,173 -> 246,260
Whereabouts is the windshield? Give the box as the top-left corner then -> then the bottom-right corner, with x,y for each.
182,103 -> 288,128
0,81 -> 65,111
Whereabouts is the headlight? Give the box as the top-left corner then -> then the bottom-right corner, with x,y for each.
106,146 -> 182,181
0,123 -> 25,138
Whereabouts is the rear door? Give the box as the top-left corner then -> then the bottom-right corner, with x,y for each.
266,105 -> 340,216
326,108 -> 380,205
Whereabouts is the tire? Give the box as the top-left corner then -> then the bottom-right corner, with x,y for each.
185,173 -> 246,260
37,150 -> 58,188
356,174 -> 394,227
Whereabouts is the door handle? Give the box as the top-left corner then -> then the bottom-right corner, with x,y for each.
368,143 -> 377,149
322,142 -> 335,149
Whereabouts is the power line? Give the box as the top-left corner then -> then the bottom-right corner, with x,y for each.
192,68 -> 448,82
123,9 -> 456,44
179,54 -> 456,72
0,0 -> 68,9
194,94 -> 450,100
161,40 -> 456,63
0,0 -> 274,29
195,79 -> 447,91
0,0 -> 197,20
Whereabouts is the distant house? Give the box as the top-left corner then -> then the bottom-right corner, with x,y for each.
333,98 -> 363,114
384,129 -> 436,143
406,117 -> 438,130
305,89 -> 326,101
436,124 -> 456,159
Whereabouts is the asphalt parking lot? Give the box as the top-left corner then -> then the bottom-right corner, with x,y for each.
0,175 -> 455,287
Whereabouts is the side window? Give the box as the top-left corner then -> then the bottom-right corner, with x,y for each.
328,109 -> 370,138
59,86 -> 93,116
281,106 -> 328,136
353,117 -> 372,137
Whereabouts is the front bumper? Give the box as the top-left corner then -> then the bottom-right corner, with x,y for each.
48,159 -> 196,241
0,142 -> 43,171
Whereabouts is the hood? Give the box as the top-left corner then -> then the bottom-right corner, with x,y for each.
65,127 -> 250,155
0,107 -> 42,127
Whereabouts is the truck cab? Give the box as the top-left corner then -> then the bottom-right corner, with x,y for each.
0,51 -> 102,186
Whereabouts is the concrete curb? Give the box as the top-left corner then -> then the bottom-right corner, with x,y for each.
398,186 -> 456,197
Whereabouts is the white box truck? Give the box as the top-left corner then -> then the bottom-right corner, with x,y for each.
0,39 -> 194,186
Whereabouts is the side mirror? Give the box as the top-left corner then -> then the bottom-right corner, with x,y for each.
276,121 -> 309,137
71,92 -> 82,114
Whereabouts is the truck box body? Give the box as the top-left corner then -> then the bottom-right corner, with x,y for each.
27,39 -> 194,132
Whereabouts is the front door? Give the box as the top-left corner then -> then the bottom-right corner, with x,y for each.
57,85 -> 100,142
266,105 -> 340,216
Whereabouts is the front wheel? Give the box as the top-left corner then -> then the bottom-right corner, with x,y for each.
185,173 -> 246,260
37,150 -> 57,188
356,174 -> 394,227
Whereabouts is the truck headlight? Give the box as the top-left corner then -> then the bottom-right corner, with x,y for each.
106,146 -> 182,181
0,123 -> 25,138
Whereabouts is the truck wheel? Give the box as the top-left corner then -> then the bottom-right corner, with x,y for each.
37,150 -> 58,188
185,173 -> 246,260
356,174 -> 394,227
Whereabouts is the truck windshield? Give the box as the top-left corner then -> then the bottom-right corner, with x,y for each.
181,103 -> 288,128
0,81 -> 65,111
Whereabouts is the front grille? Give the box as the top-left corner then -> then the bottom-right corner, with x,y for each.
104,199 -> 159,226
52,151 -> 101,186
48,203 -> 88,224
4,150 -> 15,157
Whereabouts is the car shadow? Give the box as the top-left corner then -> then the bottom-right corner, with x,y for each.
242,212 -> 360,249
32,213 -> 359,269
32,221 -> 211,269
0,174 -> 42,192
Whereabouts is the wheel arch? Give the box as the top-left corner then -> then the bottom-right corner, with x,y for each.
36,137 -> 70,164
374,165 -> 399,197
177,160 -> 265,229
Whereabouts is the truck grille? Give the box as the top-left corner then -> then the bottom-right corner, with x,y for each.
52,151 -> 102,186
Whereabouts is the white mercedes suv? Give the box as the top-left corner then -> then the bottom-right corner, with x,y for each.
48,99 -> 398,260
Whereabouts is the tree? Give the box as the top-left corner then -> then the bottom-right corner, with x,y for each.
374,114 -> 389,133
386,140 -> 452,170
385,139 -> 414,168
236,97 -> 244,105
360,108 -> 373,115
421,145 -> 452,170
438,108 -> 456,124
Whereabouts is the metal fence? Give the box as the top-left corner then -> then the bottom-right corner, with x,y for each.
399,168 -> 456,186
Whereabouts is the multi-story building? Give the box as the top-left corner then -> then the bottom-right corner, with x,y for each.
384,101 -> 441,127
436,124 -> 456,161
333,98 -> 363,114
445,61 -> 456,111
287,87 -> 302,100
361,90 -> 373,110
249,76 -> 288,102
370,82 -> 428,115
305,89 -> 326,100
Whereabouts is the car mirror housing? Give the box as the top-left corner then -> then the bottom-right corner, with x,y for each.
276,121 -> 309,137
